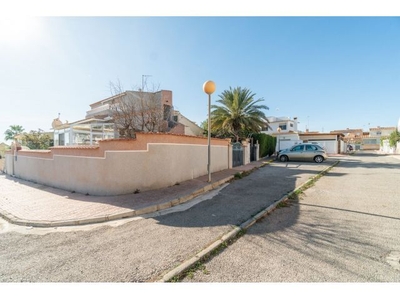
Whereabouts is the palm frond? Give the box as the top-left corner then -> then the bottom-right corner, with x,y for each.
211,86 -> 269,141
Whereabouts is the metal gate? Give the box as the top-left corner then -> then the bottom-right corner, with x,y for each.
232,142 -> 243,167
250,143 -> 257,162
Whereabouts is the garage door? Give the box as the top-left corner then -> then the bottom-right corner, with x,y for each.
308,141 -> 338,154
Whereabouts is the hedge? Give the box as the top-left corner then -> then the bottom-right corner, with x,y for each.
252,133 -> 277,158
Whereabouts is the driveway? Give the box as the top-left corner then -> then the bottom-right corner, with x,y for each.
182,152 -> 400,282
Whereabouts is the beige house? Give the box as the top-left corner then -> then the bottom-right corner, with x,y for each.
169,111 -> 203,136
369,126 -> 396,137
53,89 -> 203,146
86,90 -> 173,121
363,126 -> 396,150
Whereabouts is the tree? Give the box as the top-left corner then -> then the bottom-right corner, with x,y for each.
22,129 -> 53,149
389,129 -> 400,148
211,87 -> 269,142
4,125 -> 24,141
200,120 -> 208,136
108,80 -> 172,138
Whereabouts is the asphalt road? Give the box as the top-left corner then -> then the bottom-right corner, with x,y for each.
182,152 -> 400,282
0,156 -> 332,282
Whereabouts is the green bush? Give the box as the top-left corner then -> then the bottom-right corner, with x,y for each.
252,133 -> 276,158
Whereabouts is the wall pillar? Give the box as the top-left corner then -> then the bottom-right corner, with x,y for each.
255,142 -> 260,161
226,138 -> 233,169
242,140 -> 250,165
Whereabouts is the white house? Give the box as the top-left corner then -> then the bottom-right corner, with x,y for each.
261,116 -> 302,152
262,116 -> 299,134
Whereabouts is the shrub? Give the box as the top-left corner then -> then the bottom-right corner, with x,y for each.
252,133 -> 276,158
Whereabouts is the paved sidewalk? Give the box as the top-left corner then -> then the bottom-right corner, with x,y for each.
0,157 -> 274,227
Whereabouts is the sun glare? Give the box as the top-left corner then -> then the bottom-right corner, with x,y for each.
0,17 -> 43,45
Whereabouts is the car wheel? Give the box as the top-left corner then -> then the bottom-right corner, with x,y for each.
314,155 -> 324,163
279,155 -> 288,162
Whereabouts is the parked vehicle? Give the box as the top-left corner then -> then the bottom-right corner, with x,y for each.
277,143 -> 328,163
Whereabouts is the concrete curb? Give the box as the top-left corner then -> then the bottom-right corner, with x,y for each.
0,159 -> 275,228
157,160 -> 340,282
0,175 -> 235,228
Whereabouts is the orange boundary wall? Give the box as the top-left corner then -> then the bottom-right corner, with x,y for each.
10,132 -> 230,158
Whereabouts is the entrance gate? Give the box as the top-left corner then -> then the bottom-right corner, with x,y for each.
232,142 -> 243,167
250,143 -> 257,162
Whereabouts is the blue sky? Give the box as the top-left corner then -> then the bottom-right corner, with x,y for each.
1,3 -> 400,144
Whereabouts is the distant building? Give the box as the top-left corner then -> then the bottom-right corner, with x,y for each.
330,128 -> 364,149
332,126 -> 397,150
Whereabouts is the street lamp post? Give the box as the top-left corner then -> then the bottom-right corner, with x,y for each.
203,80 -> 216,182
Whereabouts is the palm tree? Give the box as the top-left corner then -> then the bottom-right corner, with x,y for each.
211,87 -> 269,142
4,125 -> 25,141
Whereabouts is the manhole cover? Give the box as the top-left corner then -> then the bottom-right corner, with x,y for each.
386,251 -> 400,271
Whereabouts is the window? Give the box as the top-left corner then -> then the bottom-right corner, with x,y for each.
364,139 -> 379,144
290,123 -> 293,127
292,145 -> 304,152
306,145 -> 318,151
59,133 -> 65,146
279,124 -> 287,130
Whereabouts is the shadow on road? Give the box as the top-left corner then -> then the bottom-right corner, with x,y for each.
245,191 -> 400,281
153,161 -> 342,228
154,151 -> 399,231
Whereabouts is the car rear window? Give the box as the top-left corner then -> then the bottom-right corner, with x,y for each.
306,145 -> 318,151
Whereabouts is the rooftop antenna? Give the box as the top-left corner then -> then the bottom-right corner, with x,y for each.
142,75 -> 152,91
